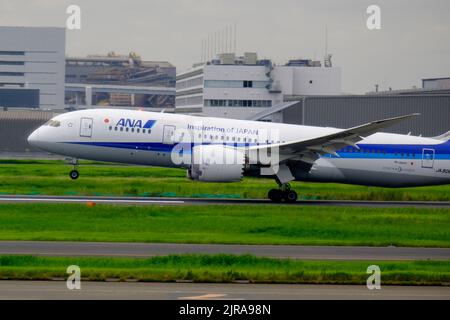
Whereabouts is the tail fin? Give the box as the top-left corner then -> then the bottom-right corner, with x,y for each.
433,130 -> 450,141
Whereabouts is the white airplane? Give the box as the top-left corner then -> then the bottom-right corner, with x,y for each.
27,108 -> 450,202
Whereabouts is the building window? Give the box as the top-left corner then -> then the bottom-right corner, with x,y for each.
0,61 -> 25,66
206,99 -> 272,108
242,100 -> 253,107
0,51 -> 25,56
243,80 -> 253,88
0,72 -> 24,77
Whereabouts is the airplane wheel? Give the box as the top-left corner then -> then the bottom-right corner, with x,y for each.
284,190 -> 298,203
69,170 -> 79,180
268,189 -> 283,203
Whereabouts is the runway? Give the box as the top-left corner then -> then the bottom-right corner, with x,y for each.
0,280 -> 448,300
1,194 -> 450,208
1,241 -> 449,260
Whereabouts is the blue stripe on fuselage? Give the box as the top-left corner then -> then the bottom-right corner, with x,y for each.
331,141 -> 450,160
62,140 -> 450,159
63,141 -> 251,154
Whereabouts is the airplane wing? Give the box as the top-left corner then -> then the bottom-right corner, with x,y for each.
251,113 -> 420,163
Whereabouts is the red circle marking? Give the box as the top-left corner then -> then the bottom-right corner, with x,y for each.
104,118 -> 109,123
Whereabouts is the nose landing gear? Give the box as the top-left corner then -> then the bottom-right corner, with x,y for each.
69,169 -> 79,180
268,184 -> 298,203
67,158 -> 79,180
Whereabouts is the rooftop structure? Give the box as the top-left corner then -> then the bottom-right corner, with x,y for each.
65,52 -> 175,109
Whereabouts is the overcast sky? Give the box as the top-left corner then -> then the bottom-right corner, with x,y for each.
1,0 -> 449,93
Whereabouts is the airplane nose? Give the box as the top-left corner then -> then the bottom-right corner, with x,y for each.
27,127 -> 40,147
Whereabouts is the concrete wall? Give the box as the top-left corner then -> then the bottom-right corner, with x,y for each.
203,64 -> 281,103
273,66 -> 341,96
0,110 -> 54,153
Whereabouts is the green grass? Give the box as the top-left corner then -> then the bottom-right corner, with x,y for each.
0,203 -> 449,247
1,160 -> 450,200
0,254 -> 448,285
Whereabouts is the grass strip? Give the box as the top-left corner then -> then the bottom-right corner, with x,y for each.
0,203 -> 448,247
0,254 -> 448,285
1,161 -> 450,200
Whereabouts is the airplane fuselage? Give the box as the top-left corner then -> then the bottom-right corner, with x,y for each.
28,109 -> 450,188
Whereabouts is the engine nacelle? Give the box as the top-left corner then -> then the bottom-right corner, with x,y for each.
187,144 -> 245,182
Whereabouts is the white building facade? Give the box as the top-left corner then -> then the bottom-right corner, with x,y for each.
0,27 -> 66,109
176,53 -> 341,120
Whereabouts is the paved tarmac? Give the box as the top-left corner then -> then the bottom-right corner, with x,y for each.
0,281 -> 448,300
0,241 -> 449,260
1,194 -> 450,207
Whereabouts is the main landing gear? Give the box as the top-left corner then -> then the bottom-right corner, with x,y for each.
68,158 -> 79,180
268,184 -> 298,203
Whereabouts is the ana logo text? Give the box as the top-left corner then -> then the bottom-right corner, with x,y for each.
116,119 -> 156,129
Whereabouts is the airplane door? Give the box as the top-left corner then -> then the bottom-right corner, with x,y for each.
421,148 -> 435,168
80,117 -> 93,137
162,125 -> 175,144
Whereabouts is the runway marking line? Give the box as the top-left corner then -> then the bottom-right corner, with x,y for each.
0,197 -> 184,204
178,293 -> 228,300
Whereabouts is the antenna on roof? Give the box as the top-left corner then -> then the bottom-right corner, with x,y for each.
323,26 -> 333,67
234,22 -> 237,53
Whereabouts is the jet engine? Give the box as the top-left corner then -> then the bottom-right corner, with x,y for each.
187,144 -> 245,182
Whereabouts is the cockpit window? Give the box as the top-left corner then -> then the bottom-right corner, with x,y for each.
44,120 -> 61,127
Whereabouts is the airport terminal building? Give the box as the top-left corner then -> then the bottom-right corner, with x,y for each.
176,52 -> 341,121
0,26 -> 65,110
